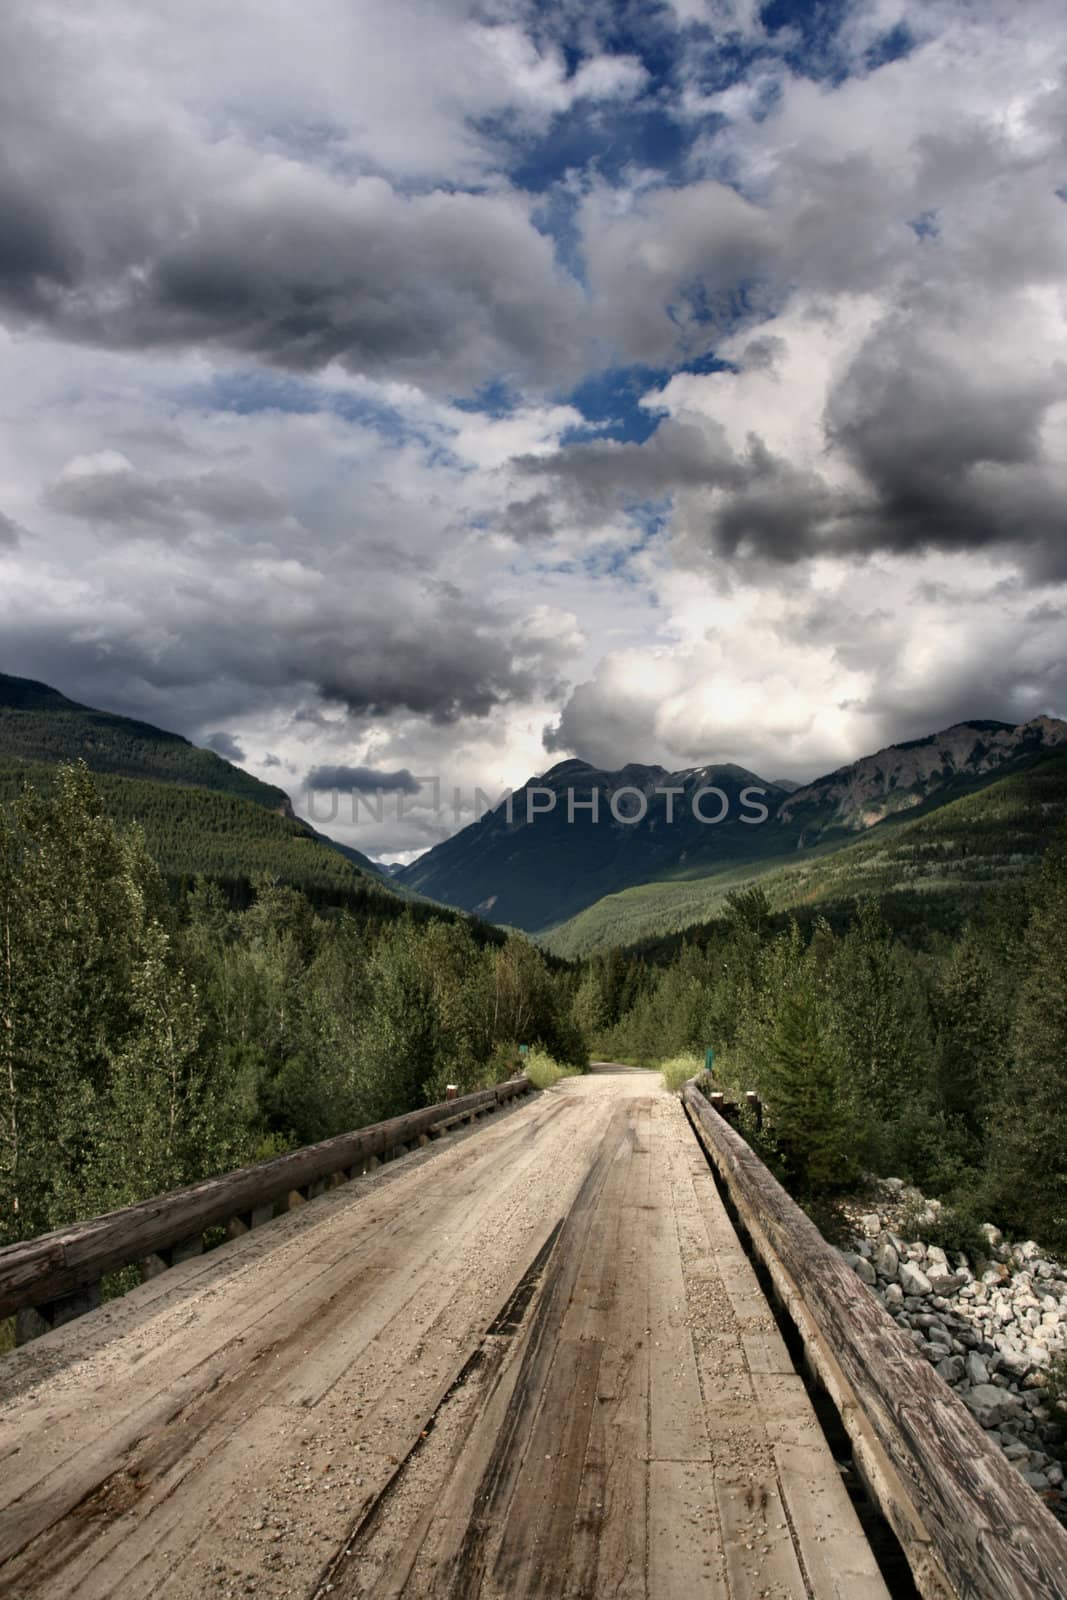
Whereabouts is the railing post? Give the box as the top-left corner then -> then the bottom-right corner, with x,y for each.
15,1280 -> 102,1346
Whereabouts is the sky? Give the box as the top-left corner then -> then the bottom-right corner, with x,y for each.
1,0 -> 1066,861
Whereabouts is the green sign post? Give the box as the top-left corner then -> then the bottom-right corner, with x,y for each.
704,1046 -> 715,1074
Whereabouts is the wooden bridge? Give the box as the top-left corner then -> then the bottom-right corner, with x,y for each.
1,1067 -> 1065,1599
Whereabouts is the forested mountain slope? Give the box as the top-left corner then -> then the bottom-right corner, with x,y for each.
544,751 -> 1067,956
400,717 -> 1067,937
0,671 -> 392,903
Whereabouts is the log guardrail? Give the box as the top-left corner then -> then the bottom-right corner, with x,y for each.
682,1074 -> 1067,1600
1,1075 -> 532,1344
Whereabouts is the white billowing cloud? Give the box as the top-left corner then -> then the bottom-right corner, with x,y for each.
545,550 -> 1067,780
473,25 -> 648,116
580,178 -> 776,365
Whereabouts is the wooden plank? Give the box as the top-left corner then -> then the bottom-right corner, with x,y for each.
715,1471 -> 810,1599
683,1079 -> 1067,1600
648,1460 -> 728,1599
659,1096 -> 811,1600
562,1100 -> 651,1599
754,1371 -> 891,1600
0,1078 -> 531,1318
646,1124 -> 712,1466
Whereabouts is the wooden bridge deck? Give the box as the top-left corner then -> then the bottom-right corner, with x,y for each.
0,1070 -> 887,1599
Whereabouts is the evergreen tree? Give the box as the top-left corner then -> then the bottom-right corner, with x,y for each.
743,923 -> 859,1193
985,831 -> 1067,1248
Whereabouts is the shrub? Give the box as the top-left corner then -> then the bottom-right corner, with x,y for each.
524,1048 -> 581,1090
660,1053 -> 703,1093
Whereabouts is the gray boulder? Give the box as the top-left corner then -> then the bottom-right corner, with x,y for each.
874,1239 -> 899,1280
965,1352 -> 990,1386
899,1261 -> 933,1297
929,1272 -> 969,1295
963,1384 -> 1019,1429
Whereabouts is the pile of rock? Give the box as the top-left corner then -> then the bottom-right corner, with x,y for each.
839,1179 -> 1067,1508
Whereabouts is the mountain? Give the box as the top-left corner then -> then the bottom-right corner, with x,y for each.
545,749 -> 1067,958
0,671 -> 297,813
0,671 -> 392,905
777,717 -> 1067,844
399,716 -> 1067,937
398,757 -> 791,928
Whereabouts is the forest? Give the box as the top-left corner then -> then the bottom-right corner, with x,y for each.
581,847 -> 1067,1253
2,761 -> 1065,1268
0,765 -> 584,1251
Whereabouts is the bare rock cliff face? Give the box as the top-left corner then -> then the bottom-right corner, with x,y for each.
778,717 -> 1067,839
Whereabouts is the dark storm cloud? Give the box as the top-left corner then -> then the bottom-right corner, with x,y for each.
0,162 -> 78,312
127,182 -> 584,389
0,578 -> 570,739
0,511 -> 23,548
0,98 -> 586,396
305,763 -> 420,794
0,6 -> 589,394
203,730 -> 247,761
44,463 -> 290,537
504,414 -> 846,560
505,313 -> 1067,574
502,416 -> 743,536
312,612 -> 564,722
824,313 -> 1067,570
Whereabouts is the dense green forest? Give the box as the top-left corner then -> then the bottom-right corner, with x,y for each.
0,673 -> 296,812
579,842 -> 1067,1251
0,766 -> 585,1250
0,758 -> 396,908
3,759 -> 1065,1270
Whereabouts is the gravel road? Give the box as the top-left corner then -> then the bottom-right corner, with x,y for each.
0,1068 -> 888,1599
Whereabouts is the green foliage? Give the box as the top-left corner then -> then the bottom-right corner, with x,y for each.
660,1053 -> 702,1092
523,1048 -> 581,1090
599,819 -> 1067,1236
0,757 -> 390,909
0,765 -> 586,1249
983,830 -> 1067,1249
544,752 -> 1067,958
0,672 -> 293,812
741,923 -> 861,1193
0,766 -> 252,1243
897,1194 -> 991,1264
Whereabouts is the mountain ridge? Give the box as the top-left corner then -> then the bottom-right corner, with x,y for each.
0,670 -> 392,891
399,714 -> 1067,932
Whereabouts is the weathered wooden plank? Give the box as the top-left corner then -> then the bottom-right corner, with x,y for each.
0,1077 -> 531,1318
683,1078 -> 1067,1600
648,1460 -> 728,1599
563,1099 -> 651,1600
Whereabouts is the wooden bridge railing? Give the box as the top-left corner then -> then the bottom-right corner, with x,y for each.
1,1075 -> 532,1344
683,1074 -> 1067,1600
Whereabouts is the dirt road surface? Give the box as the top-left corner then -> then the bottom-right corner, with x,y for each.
0,1069 -> 889,1599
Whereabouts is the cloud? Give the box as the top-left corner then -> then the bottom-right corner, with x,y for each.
542,551 -> 1067,780
305,763 -> 420,794
0,6 -> 589,396
0,0 -> 1066,859
45,456 -> 291,537
0,510 -> 23,548
203,730 -> 247,761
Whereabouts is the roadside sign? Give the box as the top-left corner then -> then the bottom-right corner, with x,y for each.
704,1047 -> 715,1073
